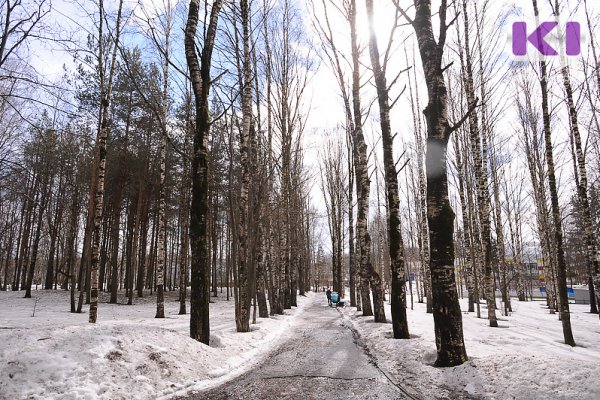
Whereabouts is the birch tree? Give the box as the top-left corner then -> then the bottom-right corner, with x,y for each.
455,0 -> 497,327
152,0 -> 174,319
349,0 -> 375,317
185,0 -> 224,344
89,0 -> 124,323
553,0 -> 600,319
396,0 -> 469,367
236,0 -> 253,332
365,0 -> 409,333
530,0 -> 575,347
406,46 -> 432,312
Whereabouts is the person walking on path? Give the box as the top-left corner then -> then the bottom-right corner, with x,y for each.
326,288 -> 332,306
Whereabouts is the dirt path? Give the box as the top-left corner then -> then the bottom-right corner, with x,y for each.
179,296 -> 409,399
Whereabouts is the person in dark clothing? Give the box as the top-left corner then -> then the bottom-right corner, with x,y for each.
326,288 -> 332,306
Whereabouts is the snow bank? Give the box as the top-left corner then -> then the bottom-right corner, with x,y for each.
4,288 -> 596,399
0,289 -> 311,399
341,297 -> 600,399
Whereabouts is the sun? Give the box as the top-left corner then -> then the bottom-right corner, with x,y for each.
357,1 -> 404,49
314,0 -> 405,58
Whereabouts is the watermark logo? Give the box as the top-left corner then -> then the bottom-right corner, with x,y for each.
507,16 -> 584,61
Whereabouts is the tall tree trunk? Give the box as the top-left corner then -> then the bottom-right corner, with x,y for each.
185,0 -> 223,344
347,137 -> 356,307
249,22 -> 269,313
406,49 -> 431,310
457,0 -> 497,327
235,0 -> 253,333
350,0 -> 373,317
155,0 -> 172,320
556,0 -> 600,317
403,0 -> 468,366
89,0 -> 124,323
365,0 -> 407,330
473,1 -> 510,316
531,0 -> 575,346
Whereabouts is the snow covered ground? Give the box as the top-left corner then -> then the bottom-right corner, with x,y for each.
0,289 -> 310,400
340,296 -> 600,400
2,288 -> 599,400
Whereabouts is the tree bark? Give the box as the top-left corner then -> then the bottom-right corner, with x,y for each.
350,0 -> 373,317
531,0 -> 575,346
185,0 -> 223,344
235,0 -> 253,333
155,0 -> 172,320
365,0 -> 408,330
457,0 -> 497,327
556,0 -> 600,318
89,0 -> 124,323
403,0 -> 468,366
